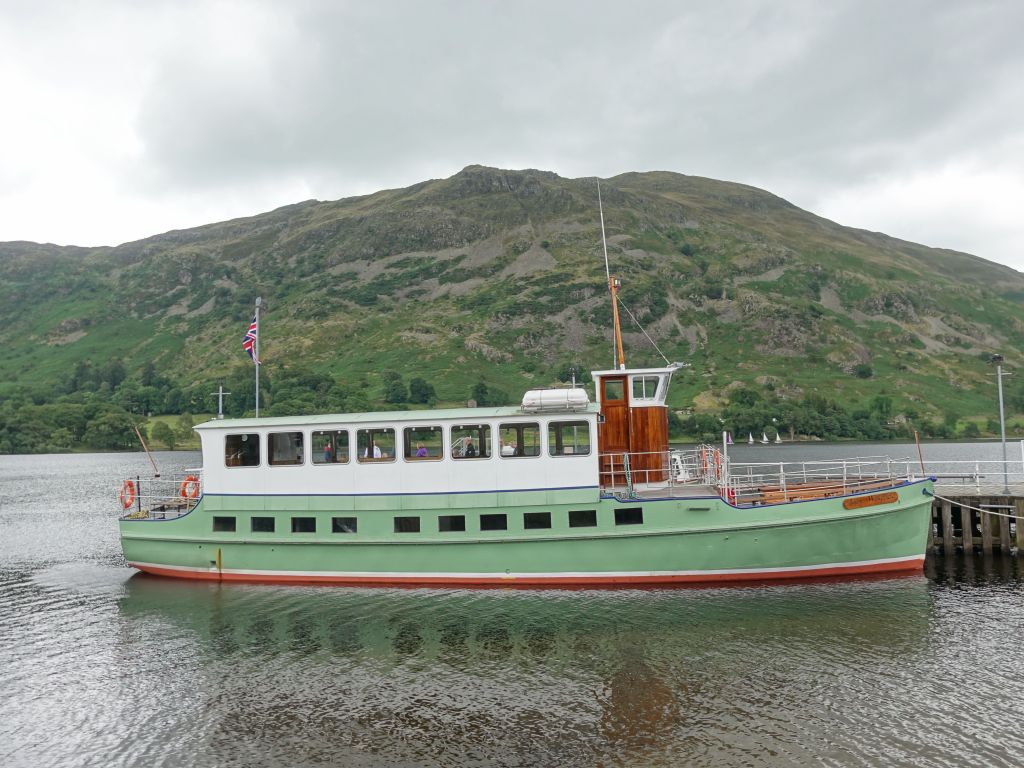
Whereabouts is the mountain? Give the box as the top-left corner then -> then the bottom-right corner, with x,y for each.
1,165 -> 1022,449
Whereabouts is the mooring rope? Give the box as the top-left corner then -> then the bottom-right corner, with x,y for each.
925,489 -> 1023,519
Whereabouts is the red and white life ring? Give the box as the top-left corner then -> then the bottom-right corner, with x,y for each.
179,475 -> 201,499
119,480 -> 136,509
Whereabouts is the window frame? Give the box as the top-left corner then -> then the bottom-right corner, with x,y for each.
212,516 -> 236,532
250,516 -> 275,533
547,420 -> 591,457
498,422 -> 542,459
225,433 -> 261,468
356,427 -> 396,463
291,516 -> 317,533
312,429 -> 350,465
268,430 -> 304,466
523,511 -> 552,530
451,423 -> 491,460
331,516 -> 358,534
403,425 -> 444,462
480,513 -> 507,531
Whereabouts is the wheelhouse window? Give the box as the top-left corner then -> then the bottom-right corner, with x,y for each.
451,424 -> 490,459
269,431 -> 304,466
225,434 -> 260,467
292,517 -> 317,533
499,423 -> 541,457
603,378 -> 625,402
548,421 -> 591,456
313,429 -> 349,464
404,426 -> 443,461
357,428 -> 395,462
631,375 -> 662,403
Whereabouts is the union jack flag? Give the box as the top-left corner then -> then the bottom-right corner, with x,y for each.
242,313 -> 260,364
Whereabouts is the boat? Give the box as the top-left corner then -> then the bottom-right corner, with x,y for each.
726,432 -> 733,445
761,432 -> 769,445
775,432 -> 783,444
748,433 -> 754,445
116,194 -> 935,587
117,369 -> 935,587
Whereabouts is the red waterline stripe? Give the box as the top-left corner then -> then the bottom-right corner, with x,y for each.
129,556 -> 924,587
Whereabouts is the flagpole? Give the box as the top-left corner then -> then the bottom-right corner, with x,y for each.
254,296 -> 262,418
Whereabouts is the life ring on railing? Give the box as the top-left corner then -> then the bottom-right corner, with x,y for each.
119,480 -> 136,509
180,475 -> 201,499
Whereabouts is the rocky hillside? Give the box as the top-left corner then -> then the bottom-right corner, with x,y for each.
2,165 -> 1023,427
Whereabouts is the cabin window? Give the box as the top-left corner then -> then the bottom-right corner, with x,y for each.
548,421 -> 591,456
631,375 -> 662,402
313,430 -> 349,464
225,433 -> 260,467
357,428 -> 396,462
603,378 -> 625,402
498,423 -> 541,457
451,424 -> 490,459
615,507 -> 644,526
332,517 -> 358,534
268,431 -> 304,466
439,515 -> 466,532
251,517 -> 275,533
480,513 -> 507,531
524,512 -> 551,529
292,517 -> 317,533
569,509 -> 597,528
394,516 -> 420,533
404,426 -> 443,461
213,516 -> 236,532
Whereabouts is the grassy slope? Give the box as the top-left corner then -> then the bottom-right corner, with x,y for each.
1,166 -> 1022,422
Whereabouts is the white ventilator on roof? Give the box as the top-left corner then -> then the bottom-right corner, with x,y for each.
521,388 -> 590,413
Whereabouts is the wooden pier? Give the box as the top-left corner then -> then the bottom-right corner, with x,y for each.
929,482 -> 1024,554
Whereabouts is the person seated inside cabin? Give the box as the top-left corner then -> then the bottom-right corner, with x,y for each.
462,437 -> 477,458
415,442 -> 428,458
363,443 -> 382,459
501,441 -> 516,456
323,441 -> 334,463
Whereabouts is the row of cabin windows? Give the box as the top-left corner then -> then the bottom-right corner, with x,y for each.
224,421 -> 591,468
210,508 -> 643,533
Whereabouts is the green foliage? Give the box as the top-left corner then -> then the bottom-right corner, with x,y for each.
3,166 -> 1024,453
150,421 -> 176,450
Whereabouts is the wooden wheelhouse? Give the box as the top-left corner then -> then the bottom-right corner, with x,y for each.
592,366 -> 677,487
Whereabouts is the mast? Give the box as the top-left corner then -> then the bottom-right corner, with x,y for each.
598,180 -> 626,370
254,296 -> 262,418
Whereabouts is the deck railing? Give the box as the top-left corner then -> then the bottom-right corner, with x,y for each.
117,469 -> 203,520
602,445 -> 1024,504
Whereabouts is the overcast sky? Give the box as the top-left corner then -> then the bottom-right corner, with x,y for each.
2,0 -> 1022,271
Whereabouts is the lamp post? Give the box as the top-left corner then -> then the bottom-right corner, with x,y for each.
990,354 -> 1011,494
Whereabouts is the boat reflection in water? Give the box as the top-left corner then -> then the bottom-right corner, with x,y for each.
117,573 -> 933,766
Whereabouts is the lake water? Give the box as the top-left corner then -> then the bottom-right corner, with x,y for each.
2,447 -> 1023,767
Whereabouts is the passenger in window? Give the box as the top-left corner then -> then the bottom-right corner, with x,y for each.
501,441 -> 516,456
462,437 -> 477,457
415,442 -> 428,458
363,444 -> 382,458
323,441 -> 333,463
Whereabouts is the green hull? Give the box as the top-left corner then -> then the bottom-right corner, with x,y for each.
120,480 -> 934,586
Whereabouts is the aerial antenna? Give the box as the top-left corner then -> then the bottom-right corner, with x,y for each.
597,179 -> 626,370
